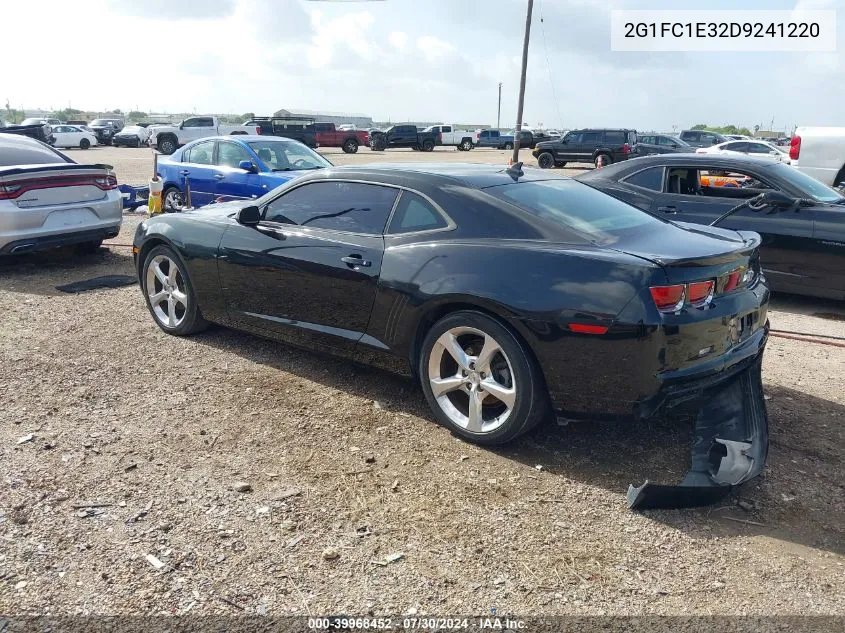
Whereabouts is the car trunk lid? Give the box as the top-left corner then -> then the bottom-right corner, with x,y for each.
0,164 -> 116,208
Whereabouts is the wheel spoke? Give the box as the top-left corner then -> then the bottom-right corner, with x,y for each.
152,261 -> 167,285
149,290 -> 167,304
171,289 -> 187,306
475,335 -> 501,374
168,264 -> 179,284
481,377 -> 515,409
467,389 -> 485,433
430,375 -> 465,398
167,297 -> 177,327
439,332 -> 470,370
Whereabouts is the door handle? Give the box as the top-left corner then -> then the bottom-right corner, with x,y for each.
214,174 -> 225,180
342,255 -> 371,268
657,206 -> 678,213
179,170 -> 190,176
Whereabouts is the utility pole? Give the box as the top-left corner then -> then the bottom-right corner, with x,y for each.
511,0 -> 534,165
497,82 -> 502,129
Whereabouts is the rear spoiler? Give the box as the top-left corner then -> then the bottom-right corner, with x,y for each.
0,163 -> 114,177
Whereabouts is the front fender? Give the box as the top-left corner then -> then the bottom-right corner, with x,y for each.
134,216 -> 228,322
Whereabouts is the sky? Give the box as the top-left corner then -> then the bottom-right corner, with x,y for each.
1,0 -> 842,133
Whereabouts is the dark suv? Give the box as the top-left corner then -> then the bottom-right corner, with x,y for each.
532,128 -> 637,169
678,129 -> 727,148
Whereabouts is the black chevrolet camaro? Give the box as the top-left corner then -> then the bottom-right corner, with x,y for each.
134,163 -> 771,509
578,154 -> 845,300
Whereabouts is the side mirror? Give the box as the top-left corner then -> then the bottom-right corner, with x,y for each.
239,160 -> 257,173
237,205 -> 261,226
759,190 -> 798,209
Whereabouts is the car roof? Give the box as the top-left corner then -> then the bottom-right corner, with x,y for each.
297,163 -> 570,189
582,153 -> 782,178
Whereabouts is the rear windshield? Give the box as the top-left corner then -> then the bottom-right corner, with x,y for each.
0,138 -> 73,166
485,179 -> 663,243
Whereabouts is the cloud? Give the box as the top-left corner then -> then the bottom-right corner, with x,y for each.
106,0 -> 236,19
389,31 -> 408,51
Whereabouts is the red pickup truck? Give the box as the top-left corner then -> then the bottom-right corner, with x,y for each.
312,123 -> 369,154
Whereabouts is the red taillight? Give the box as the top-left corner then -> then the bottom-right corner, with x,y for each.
688,280 -> 715,306
0,174 -> 117,199
622,142 -> 631,154
569,323 -> 609,335
256,127 -> 261,134
650,285 -> 685,313
723,270 -> 741,292
0,184 -> 23,200
789,135 -> 800,160
94,175 -> 118,190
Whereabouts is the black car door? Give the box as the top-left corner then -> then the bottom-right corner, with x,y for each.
649,165 -> 817,288
638,135 -> 659,155
392,126 -> 416,147
810,205 -> 845,296
657,136 -> 687,154
217,180 -> 399,354
555,131 -> 582,161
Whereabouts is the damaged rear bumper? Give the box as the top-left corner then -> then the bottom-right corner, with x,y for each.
627,327 -> 769,510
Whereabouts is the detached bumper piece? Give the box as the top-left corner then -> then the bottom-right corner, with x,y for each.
627,356 -> 768,510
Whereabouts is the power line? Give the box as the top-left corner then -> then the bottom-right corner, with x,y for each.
539,0 -> 563,130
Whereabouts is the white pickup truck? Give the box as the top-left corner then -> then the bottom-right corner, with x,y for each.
423,124 -> 477,151
790,127 -> 845,187
150,116 -> 259,155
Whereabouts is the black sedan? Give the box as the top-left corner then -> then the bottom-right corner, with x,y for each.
133,164 -> 771,509
578,154 -> 845,301
637,134 -> 693,155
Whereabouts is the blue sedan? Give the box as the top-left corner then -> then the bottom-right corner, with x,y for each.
156,135 -> 332,210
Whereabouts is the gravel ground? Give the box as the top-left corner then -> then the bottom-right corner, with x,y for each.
0,146 -> 843,617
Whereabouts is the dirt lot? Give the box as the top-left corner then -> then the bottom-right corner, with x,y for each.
0,145 -> 843,617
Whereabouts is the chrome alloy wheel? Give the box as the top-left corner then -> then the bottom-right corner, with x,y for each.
427,326 -> 516,434
146,255 -> 188,328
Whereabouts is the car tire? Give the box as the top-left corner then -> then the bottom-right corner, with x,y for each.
162,186 -> 184,212
594,153 -> 611,168
142,245 -> 209,336
460,139 -> 473,151
537,152 -> 555,169
504,142 -> 514,150
158,136 -> 178,155
422,140 -> 435,152
77,239 -> 102,254
419,310 -> 549,445
342,139 -> 359,154
80,138 -> 90,150
555,161 -> 567,167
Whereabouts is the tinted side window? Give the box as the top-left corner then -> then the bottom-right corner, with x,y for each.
623,166 -> 664,191
604,131 -> 625,145
581,132 -> 600,144
657,136 -> 677,146
640,135 -> 654,144
442,126 -> 451,133
184,141 -> 214,164
746,143 -> 773,155
681,131 -> 698,141
396,126 -> 416,133
265,182 -> 398,234
0,139 -> 73,166
388,191 -> 448,234
562,132 -> 581,143
724,142 -> 746,152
